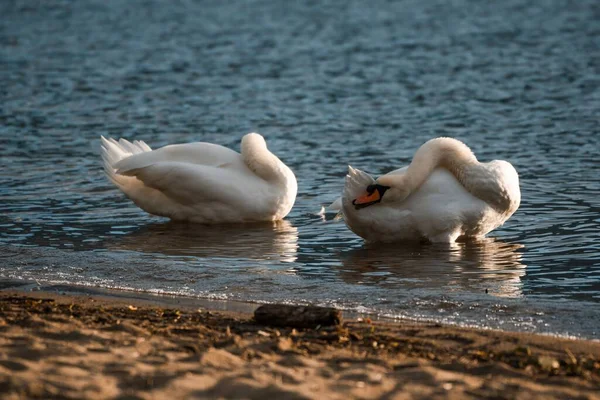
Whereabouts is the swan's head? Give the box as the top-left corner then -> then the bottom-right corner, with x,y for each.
351,174 -> 410,210
242,132 -> 267,149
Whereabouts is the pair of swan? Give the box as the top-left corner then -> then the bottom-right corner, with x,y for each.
101,134 -> 520,243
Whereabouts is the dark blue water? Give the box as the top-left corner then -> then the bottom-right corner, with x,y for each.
1,0 -> 599,338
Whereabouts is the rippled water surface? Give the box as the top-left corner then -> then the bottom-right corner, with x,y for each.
1,0 -> 599,338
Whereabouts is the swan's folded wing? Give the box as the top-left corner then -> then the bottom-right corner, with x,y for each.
120,162 -> 259,206
115,142 -> 244,174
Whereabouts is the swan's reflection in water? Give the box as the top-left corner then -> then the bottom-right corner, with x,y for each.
337,238 -> 526,298
111,220 -> 298,263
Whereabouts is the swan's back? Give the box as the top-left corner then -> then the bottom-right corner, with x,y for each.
115,142 -> 245,174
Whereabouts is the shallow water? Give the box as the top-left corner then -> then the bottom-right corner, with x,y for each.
1,0 -> 599,338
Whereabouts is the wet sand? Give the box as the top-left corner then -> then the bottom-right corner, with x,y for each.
0,291 -> 598,399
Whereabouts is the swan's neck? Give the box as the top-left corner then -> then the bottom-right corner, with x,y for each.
241,133 -> 295,187
380,138 -> 515,213
404,137 -> 478,191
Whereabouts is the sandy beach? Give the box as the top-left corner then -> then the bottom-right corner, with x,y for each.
0,291 -> 598,400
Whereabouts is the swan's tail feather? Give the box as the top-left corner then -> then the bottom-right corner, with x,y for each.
328,197 -> 343,212
117,138 -> 151,154
100,136 -> 152,187
318,201 -> 344,222
343,165 -> 375,200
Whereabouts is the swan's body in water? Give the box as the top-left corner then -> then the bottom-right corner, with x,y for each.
329,137 -> 520,243
101,133 -> 297,223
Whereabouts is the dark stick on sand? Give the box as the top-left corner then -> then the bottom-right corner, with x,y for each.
254,304 -> 343,328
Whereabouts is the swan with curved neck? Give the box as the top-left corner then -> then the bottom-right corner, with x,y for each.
241,133 -> 293,185
337,137 -> 520,243
101,132 -> 297,223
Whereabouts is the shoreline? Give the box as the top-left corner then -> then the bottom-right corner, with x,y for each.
1,289 -> 599,399
3,278 -> 596,342
0,279 -> 261,316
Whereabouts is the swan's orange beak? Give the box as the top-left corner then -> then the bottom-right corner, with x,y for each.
352,184 -> 390,210
353,190 -> 381,206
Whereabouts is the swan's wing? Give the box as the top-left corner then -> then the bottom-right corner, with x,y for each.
115,142 -> 244,175
120,162 -> 264,206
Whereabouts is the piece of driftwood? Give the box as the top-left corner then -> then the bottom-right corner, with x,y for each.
254,304 -> 342,328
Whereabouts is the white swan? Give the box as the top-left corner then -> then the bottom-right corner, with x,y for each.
100,133 -> 297,223
330,137 -> 521,243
